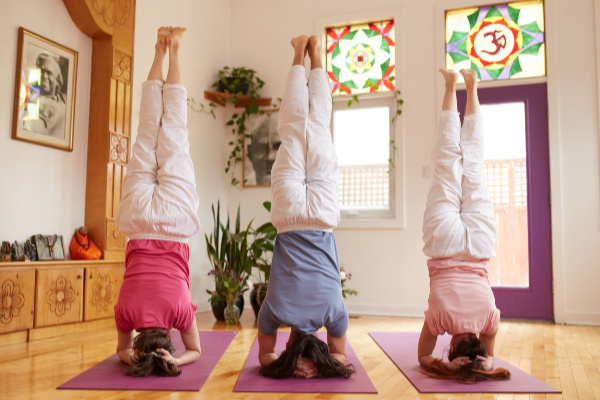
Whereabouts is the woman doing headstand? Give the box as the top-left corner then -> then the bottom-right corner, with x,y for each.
256,35 -> 354,379
417,68 -> 510,383
113,27 -> 201,377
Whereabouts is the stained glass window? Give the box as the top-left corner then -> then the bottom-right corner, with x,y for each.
445,1 -> 545,82
326,20 -> 395,95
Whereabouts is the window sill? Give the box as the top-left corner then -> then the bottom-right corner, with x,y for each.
335,217 -> 404,230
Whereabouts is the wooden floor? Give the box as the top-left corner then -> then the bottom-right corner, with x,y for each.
2,311 -> 600,400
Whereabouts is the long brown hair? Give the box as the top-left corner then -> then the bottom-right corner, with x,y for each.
260,334 -> 355,379
421,334 -> 511,383
125,329 -> 181,377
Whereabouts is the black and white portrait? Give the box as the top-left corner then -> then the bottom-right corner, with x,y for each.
243,110 -> 281,187
12,28 -> 78,151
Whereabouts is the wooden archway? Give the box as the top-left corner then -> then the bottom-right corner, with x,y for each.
62,0 -> 136,261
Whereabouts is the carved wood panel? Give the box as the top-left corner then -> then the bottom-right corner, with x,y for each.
35,268 -> 83,327
83,265 -> 123,321
0,269 -> 35,334
64,0 -> 136,261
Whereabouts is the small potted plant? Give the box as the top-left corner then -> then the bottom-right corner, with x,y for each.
205,201 -> 254,324
213,66 -> 264,97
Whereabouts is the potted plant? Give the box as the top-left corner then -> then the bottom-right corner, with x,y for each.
205,201 -> 254,324
340,264 -> 358,299
248,201 -> 277,318
213,66 -> 264,97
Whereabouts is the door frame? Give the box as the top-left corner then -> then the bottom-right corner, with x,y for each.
457,83 -> 553,320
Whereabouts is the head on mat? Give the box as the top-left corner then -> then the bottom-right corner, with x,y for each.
260,331 -> 355,379
125,328 -> 181,377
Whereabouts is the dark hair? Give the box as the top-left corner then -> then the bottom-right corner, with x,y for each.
260,334 -> 355,379
125,329 -> 181,377
421,334 -> 511,383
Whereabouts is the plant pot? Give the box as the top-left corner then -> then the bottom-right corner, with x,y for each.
250,282 -> 268,319
217,77 -> 249,95
211,295 -> 245,322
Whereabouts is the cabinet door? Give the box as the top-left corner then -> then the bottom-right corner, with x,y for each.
84,265 -> 124,321
0,269 -> 35,333
35,268 -> 83,327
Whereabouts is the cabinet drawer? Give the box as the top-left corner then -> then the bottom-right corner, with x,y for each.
35,268 -> 83,327
84,265 -> 124,321
0,269 -> 35,333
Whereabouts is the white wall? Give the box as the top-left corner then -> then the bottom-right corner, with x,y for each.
0,0 -> 91,249
133,0 -> 232,311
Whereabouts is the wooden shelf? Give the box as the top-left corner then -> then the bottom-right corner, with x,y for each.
204,90 -> 272,108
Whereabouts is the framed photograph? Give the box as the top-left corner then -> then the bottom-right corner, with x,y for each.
33,235 -> 52,261
49,235 -> 66,260
12,27 -> 78,151
243,109 -> 281,187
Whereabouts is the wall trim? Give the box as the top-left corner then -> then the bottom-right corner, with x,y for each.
346,302 -> 425,318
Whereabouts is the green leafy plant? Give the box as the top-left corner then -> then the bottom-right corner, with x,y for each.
205,201 -> 254,306
249,201 -> 277,285
212,66 -> 282,187
187,97 -> 217,119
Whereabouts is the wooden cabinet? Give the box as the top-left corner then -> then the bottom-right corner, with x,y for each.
0,268 -> 35,334
0,260 -> 123,343
35,267 -> 84,328
84,265 -> 124,321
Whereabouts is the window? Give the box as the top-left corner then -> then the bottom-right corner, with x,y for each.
326,20 -> 395,95
445,1 -> 545,82
332,95 -> 395,220
326,19 -> 399,224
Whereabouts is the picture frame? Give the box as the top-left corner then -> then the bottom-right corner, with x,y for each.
32,235 -> 52,261
12,27 -> 78,151
49,235 -> 66,260
243,109 -> 280,187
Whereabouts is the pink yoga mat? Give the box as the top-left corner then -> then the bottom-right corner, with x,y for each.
369,332 -> 561,393
234,331 -> 377,393
58,331 -> 236,391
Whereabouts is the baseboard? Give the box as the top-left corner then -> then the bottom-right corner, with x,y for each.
345,302 -> 425,318
562,311 -> 600,326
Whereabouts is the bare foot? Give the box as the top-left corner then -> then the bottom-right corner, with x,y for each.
307,35 -> 322,69
167,26 -> 187,52
439,68 -> 459,87
156,27 -> 169,55
290,35 -> 309,65
459,68 -> 478,89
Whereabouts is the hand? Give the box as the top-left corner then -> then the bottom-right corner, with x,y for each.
294,356 -> 318,378
477,355 -> 494,371
155,348 -> 177,365
445,356 -> 471,372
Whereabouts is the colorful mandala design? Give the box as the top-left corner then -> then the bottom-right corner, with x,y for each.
326,20 -> 395,95
445,1 -> 545,81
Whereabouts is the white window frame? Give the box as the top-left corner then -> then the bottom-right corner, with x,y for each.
316,9 -> 405,229
332,93 -> 396,220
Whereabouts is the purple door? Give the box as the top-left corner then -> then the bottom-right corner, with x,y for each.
457,83 -> 553,320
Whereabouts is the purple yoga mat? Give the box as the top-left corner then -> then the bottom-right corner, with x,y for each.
58,331 -> 237,391
234,331 -> 377,393
369,332 -> 561,393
